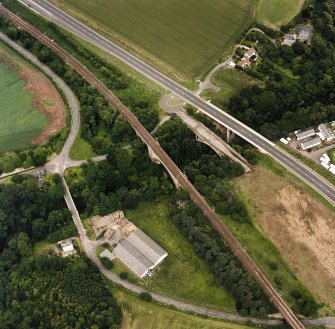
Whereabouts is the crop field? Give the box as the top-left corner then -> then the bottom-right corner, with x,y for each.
0,40 -> 65,153
256,0 -> 305,29
0,58 -> 47,153
51,0 -> 257,80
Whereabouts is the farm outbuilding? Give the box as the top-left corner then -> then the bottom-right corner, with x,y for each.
300,137 -> 321,150
113,229 -> 168,278
318,124 -> 334,142
295,129 -> 315,141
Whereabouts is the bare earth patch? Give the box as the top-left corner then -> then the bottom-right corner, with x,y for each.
235,166 -> 335,311
0,48 -> 65,145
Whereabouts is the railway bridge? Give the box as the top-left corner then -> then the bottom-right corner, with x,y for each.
0,6 -> 305,329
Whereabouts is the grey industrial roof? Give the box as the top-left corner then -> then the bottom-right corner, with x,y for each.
301,136 -> 321,149
113,240 -> 153,277
296,128 -> 315,140
127,229 -> 167,265
112,229 -> 168,278
318,124 -> 333,139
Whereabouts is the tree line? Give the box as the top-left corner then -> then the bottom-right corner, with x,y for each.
65,141 -> 173,218
0,14 -> 161,169
0,255 -> 121,328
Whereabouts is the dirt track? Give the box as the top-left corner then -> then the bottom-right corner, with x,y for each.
0,45 -> 65,144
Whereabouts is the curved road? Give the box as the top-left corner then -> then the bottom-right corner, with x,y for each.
4,5 -> 335,328
0,32 -> 80,175
0,6 -> 306,328
18,0 -> 335,207
0,21 -> 283,328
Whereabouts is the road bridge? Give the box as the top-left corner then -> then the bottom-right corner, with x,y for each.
175,111 -> 251,171
17,0 -> 335,207
0,6 -> 305,328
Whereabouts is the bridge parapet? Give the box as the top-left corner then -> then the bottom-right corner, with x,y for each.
147,145 -> 182,189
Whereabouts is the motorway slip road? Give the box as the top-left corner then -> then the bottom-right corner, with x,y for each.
17,0 -> 335,207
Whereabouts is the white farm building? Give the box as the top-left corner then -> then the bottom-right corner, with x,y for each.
301,137 -> 321,150
295,129 -> 315,141
113,229 -> 167,278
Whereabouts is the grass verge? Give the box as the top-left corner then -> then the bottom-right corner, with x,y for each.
201,68 -> 262,106
113,288 -> 270,329
69,128 -> 96,160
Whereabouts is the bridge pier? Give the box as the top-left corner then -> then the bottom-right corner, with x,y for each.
227,128 -> 235,143
147,146 -> 182,189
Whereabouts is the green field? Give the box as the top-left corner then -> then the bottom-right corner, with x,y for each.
0,44 -> 47,153
114,289 -> 269,329
123,197 -> 236,312
51,0 -> 257,79
202,68 -> 262,106
256,0 -> 305,29
69,128 -> 96,160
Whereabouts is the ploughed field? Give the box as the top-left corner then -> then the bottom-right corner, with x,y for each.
0,40 -> 65,153
50,0 -> 257,79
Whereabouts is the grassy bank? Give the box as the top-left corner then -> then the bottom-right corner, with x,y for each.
113,288 -> 270,329
201,68 -> 262,106
69,128 -> 96,160
121,197 -> 236,313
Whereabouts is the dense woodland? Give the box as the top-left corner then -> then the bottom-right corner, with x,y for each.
219,0 -> 335,139
0,0 -> 326,322
65,141 -> 173,217
0,175 -> 122,328
0,256 -> 121,329
0,174 -> 73,270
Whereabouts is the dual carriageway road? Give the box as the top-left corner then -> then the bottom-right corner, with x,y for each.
3,2 -> 335,328
19,0 -> 335,207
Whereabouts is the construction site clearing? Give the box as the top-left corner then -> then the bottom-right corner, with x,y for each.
91,211 -> 168,278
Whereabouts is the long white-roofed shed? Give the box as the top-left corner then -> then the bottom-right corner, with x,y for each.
296,128 -> 315,141
113,229 -> 168,278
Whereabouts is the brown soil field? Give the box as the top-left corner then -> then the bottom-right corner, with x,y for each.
235,165 -> 335,312
0,46 -> 65,144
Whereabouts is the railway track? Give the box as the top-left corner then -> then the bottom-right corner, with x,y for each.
0,6 -> 305,328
